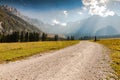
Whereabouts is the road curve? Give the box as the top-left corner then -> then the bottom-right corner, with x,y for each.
0,41 -> 116,80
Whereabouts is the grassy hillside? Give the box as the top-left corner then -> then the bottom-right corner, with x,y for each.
97,39 -> 120,77
0,41 -> 79,63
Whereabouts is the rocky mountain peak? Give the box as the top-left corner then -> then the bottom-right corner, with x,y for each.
0,5 -> 20,16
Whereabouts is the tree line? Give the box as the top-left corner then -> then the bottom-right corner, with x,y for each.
0,31 -> 67,43
67,36 -> 75,41
0,32 -> 40,42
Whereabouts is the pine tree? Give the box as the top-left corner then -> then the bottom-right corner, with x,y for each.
94,36 -> 97,42
71,36 -> 74,40
42,33 -> 47,41
20,31 -> 24,42
67,36 -> 70,41
25,32 -> 29,42
54,35 -> 58,41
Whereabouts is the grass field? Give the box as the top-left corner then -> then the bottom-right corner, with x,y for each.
97,39 -> 120,77
0,41 -> 79,63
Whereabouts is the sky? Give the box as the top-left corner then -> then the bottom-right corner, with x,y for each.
0,0 -> 120,26
0,0 -> 83,10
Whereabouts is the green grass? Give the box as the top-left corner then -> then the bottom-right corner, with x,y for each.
97,39 -> 120,77
0,41 -> 79,63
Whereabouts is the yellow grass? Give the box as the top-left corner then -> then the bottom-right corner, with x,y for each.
97,39 -> 120,77
0,41 -> 79,63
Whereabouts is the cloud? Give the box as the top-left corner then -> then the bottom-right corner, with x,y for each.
53,19 -> 60,24
82,0 -> 115,17
63,10 -> 68,16
52,19 -> 67,26
105,10 -> 115,16
61,23 -> 67,26
78,12 -> 83,15
82,7 -> 87,11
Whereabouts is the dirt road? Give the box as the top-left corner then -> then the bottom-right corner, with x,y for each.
0,41 -> 117,80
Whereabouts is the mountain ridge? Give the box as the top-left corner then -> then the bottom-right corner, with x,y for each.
2,5 -> 120,39
0,5 -> 41,34
73,15 -> 120,38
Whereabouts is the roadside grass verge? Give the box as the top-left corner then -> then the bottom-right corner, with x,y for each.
0,41 -> 79,63
97,39 -> 120,77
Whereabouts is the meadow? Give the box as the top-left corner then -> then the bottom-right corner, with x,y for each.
0,41 -> 79,63
97,39 -> 120,77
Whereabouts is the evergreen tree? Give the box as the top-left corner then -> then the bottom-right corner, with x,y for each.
42,33 -> 47,41
20,31 -> 25,42
35,32 -> 40,41
71,36 -> 74,40
94,36 -> 97,42
67,36 -> 70,41
25,32 -> 29,42
54,35 -> 58,41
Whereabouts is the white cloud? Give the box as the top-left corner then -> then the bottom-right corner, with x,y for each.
52,19 -> 67,26
78,12 -> 83,15
61,23 -> 67,26
82,0 -> 115,17
82,7 -> 87,11
63,10 -> 68,16
53,19 -> 60,24
105,10 -> 115,16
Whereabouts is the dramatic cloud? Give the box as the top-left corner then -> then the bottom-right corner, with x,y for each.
52,19 -> 67,26
82,0 -> 115,17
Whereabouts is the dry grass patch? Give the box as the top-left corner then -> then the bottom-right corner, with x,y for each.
97,39 -> 120,77
0,41 -> 79,63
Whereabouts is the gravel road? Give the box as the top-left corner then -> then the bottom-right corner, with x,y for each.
0,41 -> 117,80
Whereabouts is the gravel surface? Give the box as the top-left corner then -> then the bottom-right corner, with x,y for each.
0,41 -> 117,80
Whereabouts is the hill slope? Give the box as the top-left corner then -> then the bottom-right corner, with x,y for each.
0,5 -> 41,34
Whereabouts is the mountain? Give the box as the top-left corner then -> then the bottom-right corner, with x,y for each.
0,5 -> 45,31
0,5 -> 76,35
2,5 -> 120,39
95,26 -> 119,36
0,5 -> 41,34
73,15 -> 120,38
0,5 -> 67,40
0,5 -> 20,16
22,14 -> 120,39
0,5 -> 79,36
